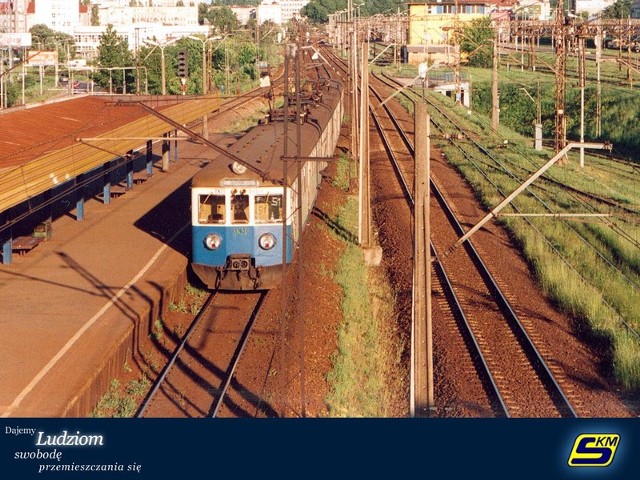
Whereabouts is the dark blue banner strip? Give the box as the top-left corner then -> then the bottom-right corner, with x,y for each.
1,418 -> 638,479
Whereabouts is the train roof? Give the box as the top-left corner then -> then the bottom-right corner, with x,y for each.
192,78 -> 342,189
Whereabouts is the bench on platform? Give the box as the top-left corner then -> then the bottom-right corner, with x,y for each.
12,236 -> 44,256
133,172 -> 151,185
109,185 -> 129,197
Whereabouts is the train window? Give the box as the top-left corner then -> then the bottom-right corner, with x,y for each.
232,193 -> 250,224
199,194 -> 226,224
255,194 -> 283,223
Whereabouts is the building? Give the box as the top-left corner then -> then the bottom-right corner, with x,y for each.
229,6 -> 256,25
575,0 -> 616,16
407,1 -> 492,65
406,1 -> 499,107
0,1 -> 208,59
28,0 -> 80,33
256,0 -> 309,25
92,0 -> 196,6
70,2 -> 206,59
279,0 -> 309,23
257,2 -> 282,25
511,0 -> 551,20
96,4 -> 199,28
0,0 -> 31,34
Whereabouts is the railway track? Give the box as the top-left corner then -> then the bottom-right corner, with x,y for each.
371,74 -> 578,417
136,62 -> 341,419
397,75 -> 640,218
325,48 -> 581,417
137,291 -> 272,418
376,73 -> 640,338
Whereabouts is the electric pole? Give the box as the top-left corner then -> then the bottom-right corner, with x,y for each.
358,40 -> 371,248
554,0 -> 567,156
350,0 -> 359,173
412,102 -> 433,417
595,18 -> 602,138
578,33 -> 586,167
492,28 -> 499,130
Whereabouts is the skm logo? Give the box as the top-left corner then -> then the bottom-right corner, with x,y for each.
567,433 -> 620,467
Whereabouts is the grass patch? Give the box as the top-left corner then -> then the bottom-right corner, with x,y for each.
185,283 -> 207,316
168,299 -> 188,313
151,318 -> 164,340
324,197 -> 405,416
91,375 -> 150,418
332,152 -> 356,192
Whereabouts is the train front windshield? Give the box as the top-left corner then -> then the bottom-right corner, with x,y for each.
198,194 -> 225,224
196,192 -> 283,225
232,193 -> 250,224
254,194 -> 283,223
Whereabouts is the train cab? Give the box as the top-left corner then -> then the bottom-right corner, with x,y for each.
191,161 -> 293,290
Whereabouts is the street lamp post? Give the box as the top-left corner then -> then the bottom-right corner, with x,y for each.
188,35 -> 221,95
188,35 -> 208,95
144,37 -> 178,95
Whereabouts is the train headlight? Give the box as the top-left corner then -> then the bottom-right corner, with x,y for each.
204,233 -> 222,250
258,233 -> 276,250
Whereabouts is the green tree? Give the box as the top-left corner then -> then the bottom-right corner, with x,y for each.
360,0 -> 401,16
93,24 -> 135,93
302,0 -> 404,23
601,0 -> 631,18
29,24 -> 76,63
138,43 -> 163,94
302,2 -> 330,23
204,6 -> 240,33
208,0 -> 259,5
459,17 -> 493,68
91,5 -> 100,26
302,0 -> 346,23
168,39 -> 204,95
198,2 -> 209,24
139,38 -> 203,95
209,37 -> 262,94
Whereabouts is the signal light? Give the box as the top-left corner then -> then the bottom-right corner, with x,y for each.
178,50 -> 188,78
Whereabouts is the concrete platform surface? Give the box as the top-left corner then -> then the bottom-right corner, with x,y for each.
0,139 -> 221,417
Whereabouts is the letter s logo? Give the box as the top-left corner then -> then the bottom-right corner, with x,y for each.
568,434 -> 620,467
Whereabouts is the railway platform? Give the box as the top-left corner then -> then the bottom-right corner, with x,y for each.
0,136 -> 229,418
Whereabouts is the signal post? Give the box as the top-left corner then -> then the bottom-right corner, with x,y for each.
178,50 -> 188,95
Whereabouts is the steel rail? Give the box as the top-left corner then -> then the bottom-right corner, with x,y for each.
367,75 -> 512,416
377,72 -> 640,341
136,292 -> 218,417
431,243 -> 510,417
210,291 -> 268,417
377,70 -> 640,220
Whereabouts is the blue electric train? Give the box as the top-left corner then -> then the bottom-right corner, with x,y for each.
190,77 -> 343,290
